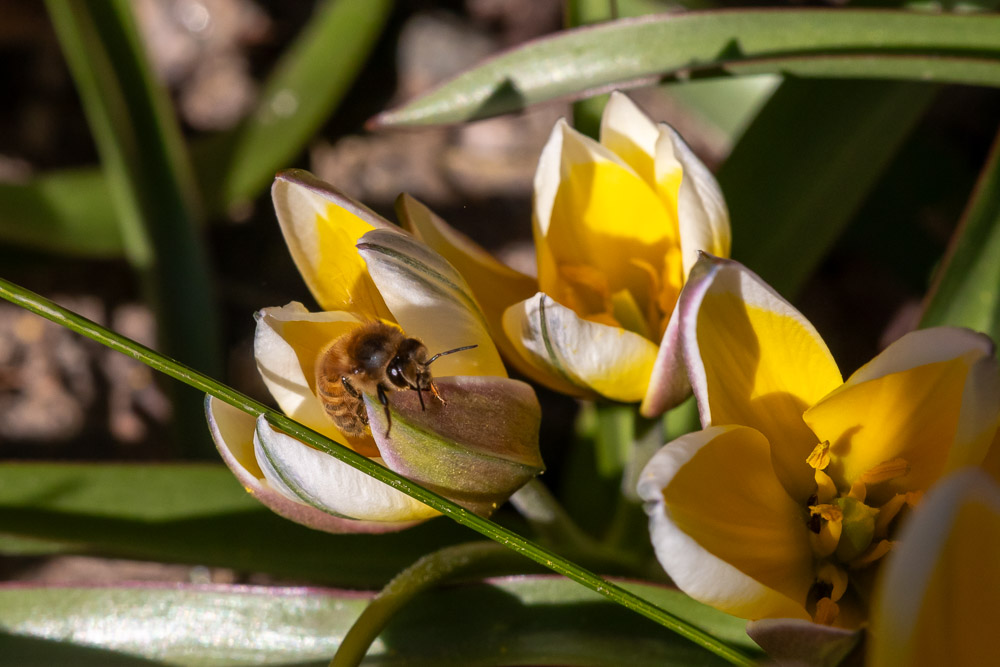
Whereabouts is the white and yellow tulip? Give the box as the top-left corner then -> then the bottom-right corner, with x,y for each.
400,92 -> 730,413
637,254 -> 1000,626
207,170 -> 543,532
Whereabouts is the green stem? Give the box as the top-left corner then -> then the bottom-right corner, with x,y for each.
331,542 -> 524,666
0,278 -> 755,667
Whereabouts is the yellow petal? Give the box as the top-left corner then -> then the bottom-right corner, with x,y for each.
869,468 -> 1000,667
205,397 -> 418,533
254,302 -> 360,445
681,255 -> 843,502
658,125 -> 731,274
637,425 -> 814,620
357,229 -> 507,379
272,170 -> 393,320
503,293 -> 659,402
804,328 -> 1000,503
395,194 -> 537,365
599,91 -> 658,186
534,120 -> 678,320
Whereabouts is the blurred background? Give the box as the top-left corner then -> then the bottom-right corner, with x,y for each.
1,0 -> 998,584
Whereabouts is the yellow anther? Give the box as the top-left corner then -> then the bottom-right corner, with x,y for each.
806,441 -> 832,470
850,539 -> 894,569
860,457 -> 910,486
809,504 -> 843,558
814,597 -> 840,626
816,562 -> 849,602
814,469 -> 837,504
874,493 -> 908,538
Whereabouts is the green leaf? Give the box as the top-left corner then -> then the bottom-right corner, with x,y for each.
0,462 -> 471,588
194,0 -> 393,211
920,129 -> 1000,338
0,170 -> 120,257
720,79 -> 938,297
371,9 -> 1000,127
0,279 -> 756,666
46,0 -> 220,455
0,579 -> 761,666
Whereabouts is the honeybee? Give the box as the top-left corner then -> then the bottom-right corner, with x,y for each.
315,321 -> 476,437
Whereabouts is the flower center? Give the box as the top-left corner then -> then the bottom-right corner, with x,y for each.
802,441 -> 921,625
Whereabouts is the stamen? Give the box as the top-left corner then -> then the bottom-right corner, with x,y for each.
808,504 -> 843,557
874,493 -> 910,538
848,478 -> 867,503
816,562 -> 848,602
850,539 -> 894,569
814,597 -> 840,626
859,458 -> 910,486
806,441 -> 831,470
814,469 -> 837,504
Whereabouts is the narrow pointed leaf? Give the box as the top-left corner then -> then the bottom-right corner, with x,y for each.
920,129 -> 1000,339
372,10 -> 1000,127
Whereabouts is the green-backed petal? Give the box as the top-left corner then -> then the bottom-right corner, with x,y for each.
599,91 -> 658,186
254,414 -> 439,523
365,376 -> 544,516
805,328 -> 1000,501
638,425 -> 814,621
254,302 -> 360,445
869,468 -> 1000,667
660,126 -> 731,274
272,170 -> 393,319
357,229 -> 506,379
502,293 -> 658,402
679,255 -> 842,502
395,194 -> 538,377
205,397 -> 417,533
640,306 -> 691,417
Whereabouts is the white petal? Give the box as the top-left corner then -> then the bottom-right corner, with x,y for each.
254,415 -> 439,522
657,126 -> 731,275
205,397 -> 415,533
502,293 -> 658,402
357,228 -> 507,379
600,91 -> 658,165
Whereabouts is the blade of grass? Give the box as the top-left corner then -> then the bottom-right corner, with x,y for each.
0,277 -> 755,667
719,79 -> 938,298
370,9 -> 1000,127
920,128 -> 1000,338
46,0 -> 219,456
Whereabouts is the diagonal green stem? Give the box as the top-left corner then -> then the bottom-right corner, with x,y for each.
331,542 -> 525,666
0,277 -> 755,667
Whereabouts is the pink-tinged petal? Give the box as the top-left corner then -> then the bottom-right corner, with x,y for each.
365,376 -> 544,516
679,255 -> 842,502
357,228 -> 507,379
395,194 -> 537,373
638,425 -> 815,621
599,91 -> 658,185
658,126 -> 731,275
502,293 -> 658,401
746,618 -> 862,667
271,170 -> 394,319
805,328 -> 1000,501
205,397 -> 418,533
869,468 -> 1000,667
253,303 -> 358,445
254,414 -> 439,523
639,305 -> 690,417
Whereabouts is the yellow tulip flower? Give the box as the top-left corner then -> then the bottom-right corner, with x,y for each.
400,92 -> 730,412
869,467 -> 1000,666
207,170 -> 543,532
637,254 -> 1000,626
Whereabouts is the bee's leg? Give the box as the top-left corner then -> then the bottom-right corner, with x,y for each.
415,378 -> 426,411
341,376 -> 362,398
428,380 -> 447,405
377,383 -> 393,436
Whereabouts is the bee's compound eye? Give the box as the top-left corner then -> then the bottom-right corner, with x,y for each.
386,358 -> 410,388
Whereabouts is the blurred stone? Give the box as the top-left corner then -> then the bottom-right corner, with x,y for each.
465,0 -> 561,44
105,304 -> 171,443
395,11 -> 497,101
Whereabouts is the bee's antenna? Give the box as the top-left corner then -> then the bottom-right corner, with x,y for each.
426,344 -> 477,365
